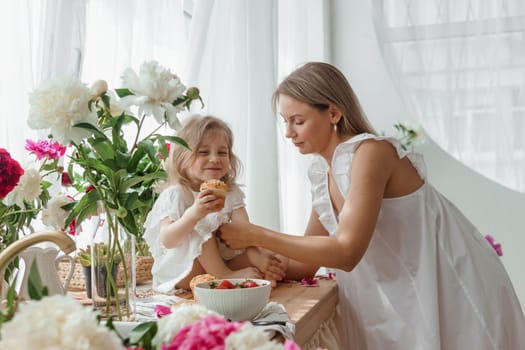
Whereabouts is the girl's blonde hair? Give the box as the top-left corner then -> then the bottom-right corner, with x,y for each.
165,115 -> 240,190
272,62 -> 376,136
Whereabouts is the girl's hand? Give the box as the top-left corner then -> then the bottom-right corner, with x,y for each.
218,222 -> 254,249
189,189 -> 225,219
247,248 -> 287,282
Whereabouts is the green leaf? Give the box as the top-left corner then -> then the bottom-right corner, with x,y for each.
163,135 -> 190,149
126,147 -> 145,173
27,261 -> 48,300
92,139 -> 115,160
115,150 -> 131,169
120,171 -> 166,192
65,189 -> 100,227
127,321 -> 157,347
115,88 -> 134,98
74,122 -> 108,140
101,94 -> 111,108
61,201 -> 77,211
138,139 -> 157,161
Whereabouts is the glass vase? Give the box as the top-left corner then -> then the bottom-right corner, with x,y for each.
88,201 -> 136,320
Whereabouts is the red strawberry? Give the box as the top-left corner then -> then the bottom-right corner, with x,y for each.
216,279 -> 235,289
242,280 -> 259,288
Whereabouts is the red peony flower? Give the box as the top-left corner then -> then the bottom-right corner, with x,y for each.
0,148 -> 25,198
68,218 -> 77,236
25,139 -> 66,160
61,172 -> 72,187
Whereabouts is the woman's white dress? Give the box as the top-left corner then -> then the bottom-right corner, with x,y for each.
144,184 -> 245,293
308,133 -> 525,349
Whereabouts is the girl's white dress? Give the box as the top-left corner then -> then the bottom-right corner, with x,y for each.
309,133 -> 525,350
144,184 -> 245,293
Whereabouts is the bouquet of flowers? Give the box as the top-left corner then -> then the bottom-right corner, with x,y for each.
0,293 -> 300,349
26,60 -> 202,317
0,271 -> 303,349
0,139 -> 72,252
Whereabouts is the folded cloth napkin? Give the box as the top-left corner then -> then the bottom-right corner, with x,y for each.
133,294 -> 185,322
251,302 -> 295,340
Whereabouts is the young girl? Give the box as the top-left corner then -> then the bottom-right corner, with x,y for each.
144,115 -> 286,293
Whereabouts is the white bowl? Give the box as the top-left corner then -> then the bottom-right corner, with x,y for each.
193,278 -> 271,321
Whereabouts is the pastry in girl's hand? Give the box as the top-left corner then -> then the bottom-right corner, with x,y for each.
200,179 -> 227,209
200,179 -> 227,197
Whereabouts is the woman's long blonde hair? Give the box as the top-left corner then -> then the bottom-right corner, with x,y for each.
272,62 -> 376,136
164,115 -> 240,190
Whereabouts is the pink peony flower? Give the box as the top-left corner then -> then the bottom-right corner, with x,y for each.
25,139 -> 66,160
161,316 -> 244,350
155,304 -> 172,318
300,277 -> 319,287
284,339 -> 302,350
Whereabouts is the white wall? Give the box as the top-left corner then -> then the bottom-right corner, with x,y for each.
331,0 -> 525,308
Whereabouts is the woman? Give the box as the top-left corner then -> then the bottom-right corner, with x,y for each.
219,62 -> 525,349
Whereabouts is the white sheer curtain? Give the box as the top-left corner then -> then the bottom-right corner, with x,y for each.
81,0 -> 188,88
81,0 -> 190,142
372,0 -> 525,193
184,0 -> 280,229
1,0 -> 334,233
0,0 -> 85,161
276,0 -> 331,234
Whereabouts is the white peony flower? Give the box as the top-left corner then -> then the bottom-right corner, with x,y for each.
41,194 -> 74,229
4,167 -> 42,207
225,323 -> 285,349
106,90 -> 128,117
90,79 -> 108,96
120,60 -> 186,130
153,304 -> 220,346
28,76 -> 98,145
0,295 -> 125,350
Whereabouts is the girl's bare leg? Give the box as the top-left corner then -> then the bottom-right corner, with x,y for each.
197,236 -> 262,280
175,259 -> 207,290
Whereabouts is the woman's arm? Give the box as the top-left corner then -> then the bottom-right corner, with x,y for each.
220,140 -> 397,271
284,210 -> 327,280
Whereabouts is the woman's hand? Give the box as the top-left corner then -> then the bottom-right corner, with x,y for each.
219,222 -> 256,249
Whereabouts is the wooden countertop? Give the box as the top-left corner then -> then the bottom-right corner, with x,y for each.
270,279 -> 339,346
70,277 -> 340,347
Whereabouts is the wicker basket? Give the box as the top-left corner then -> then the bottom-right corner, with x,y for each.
59,255 -> 153,291
116,255 -> 154,287
58,258 -> 86,291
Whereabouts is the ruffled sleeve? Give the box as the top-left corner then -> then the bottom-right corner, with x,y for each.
332,134 -> 427,181
308,133 -> 428,237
